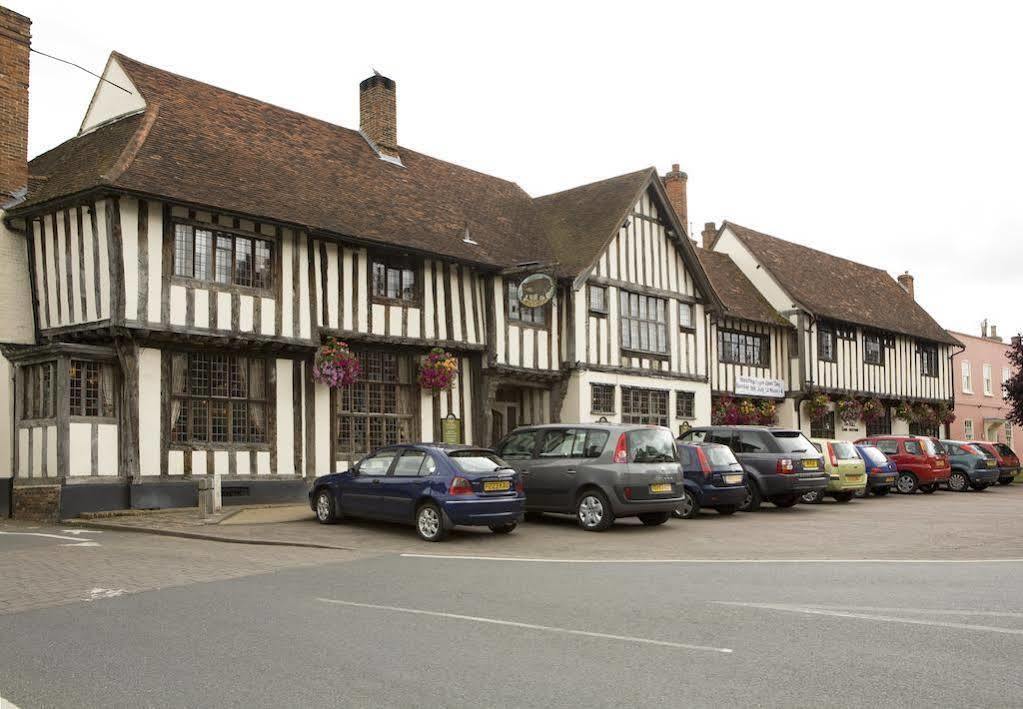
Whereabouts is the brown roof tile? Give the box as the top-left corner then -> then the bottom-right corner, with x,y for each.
21,53 -> 552,268
696,248 -> 790,327
724,221 -> 957,344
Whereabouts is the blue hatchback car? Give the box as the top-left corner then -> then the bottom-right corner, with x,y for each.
853,444 -> 898,497
309,443 -> 525,541
673,442 -> 747,518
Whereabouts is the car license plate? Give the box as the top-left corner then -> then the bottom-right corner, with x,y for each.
483,480 -> 511,492
803,459 -> 819,470
723,473 -> 743,485
987,460 -> 996,468
649,483 -> 673,494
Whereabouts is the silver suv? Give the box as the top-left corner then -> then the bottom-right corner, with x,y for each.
495,424 -> 684,531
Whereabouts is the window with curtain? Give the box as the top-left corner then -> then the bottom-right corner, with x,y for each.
619,291 -> 668,355
621,387 -> 669,426
372,260 -> 418,303
863,333 -> 884,365
678,302 -> 694,330
919,344 -> 938,377
170,352 -> 270,444
69,360 -> 116,418
818,322 -> 836,361
173,223 -> 273,290
21,362 -> 56,420
335,350 -> 418,458
718,329 -> 769,367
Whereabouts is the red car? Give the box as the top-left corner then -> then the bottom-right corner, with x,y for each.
855,435 -> 951,494
968,441 -> 1020,486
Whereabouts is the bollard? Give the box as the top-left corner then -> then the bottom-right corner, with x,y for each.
212,472 -> 222,512
197,477 -> 214,518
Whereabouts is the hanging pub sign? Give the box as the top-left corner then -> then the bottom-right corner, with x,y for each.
517,273 -> 556,309
441,413 -> 462,444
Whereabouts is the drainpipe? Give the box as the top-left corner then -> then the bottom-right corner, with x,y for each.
947,341 -> 965,438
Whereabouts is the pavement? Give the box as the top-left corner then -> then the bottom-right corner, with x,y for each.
3,485 -> 1023,707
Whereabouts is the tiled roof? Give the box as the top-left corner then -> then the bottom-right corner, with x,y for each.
724,221 -> 958,345
20,53 -> 552,269
696,248 -> 790,327
534,168 -> 652,278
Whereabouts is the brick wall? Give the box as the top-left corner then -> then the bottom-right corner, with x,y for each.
0,6 -> 30,201
662,163 -> 688,231
359,74 -> 398,158
12,484 -> 60,520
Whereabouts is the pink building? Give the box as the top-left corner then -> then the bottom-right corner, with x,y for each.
949,322 -> 1015,447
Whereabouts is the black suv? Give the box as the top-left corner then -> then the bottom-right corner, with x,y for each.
678,426 -> 828,511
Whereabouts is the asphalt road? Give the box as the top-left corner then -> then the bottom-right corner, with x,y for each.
2,541 -> 1022,708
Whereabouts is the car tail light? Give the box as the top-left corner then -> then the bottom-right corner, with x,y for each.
448,476 -> 473,496
623,486 -> 632,499
612,433 -> 628,464
776,458 -> 794,474
695,447 -> 713,480
827,443 -> 838,467
514,476 -> 524,494
871,466 -> 884,475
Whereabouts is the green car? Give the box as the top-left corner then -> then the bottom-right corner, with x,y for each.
801,439 -> 867,503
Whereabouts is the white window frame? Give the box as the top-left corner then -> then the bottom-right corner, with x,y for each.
1003,367 -> 1011,399
962,360 -> 972,394
1007,423 -> 1014,447
964,418 -> 974,440
983,363 -> 993,396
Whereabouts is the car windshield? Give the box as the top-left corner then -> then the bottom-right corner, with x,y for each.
705,446 -> 738,467
860,446 -> 888,465
995,444 -> 1016,458
448,450 -> 510,474
920,438 -> 939,456
627,428 -> 678,463
832,441 -> 858,460
771,431 -> 816,454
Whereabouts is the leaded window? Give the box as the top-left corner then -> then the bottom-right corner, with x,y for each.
718,329 -> 769,367
21,362 -> 56,420
864,333 -> 883,365
372,260 -> 418,303
590,384 -> 615,415
506,280 -> 545,325
818,322 -> 836,361
172,223 -> 273,290
335,351 -> 417,458
621,387 -> 669,427
811,410 -> 836,439
588,285 -> 607,315
678,302 -> 695,330
919,343 -> 939,377
865,407 -> 892,437
619,291 -> 668,355
170,353 -> 270,445
69,360 -> 115,418
676,391 -> 695,419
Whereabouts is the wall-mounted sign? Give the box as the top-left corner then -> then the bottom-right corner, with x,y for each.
734,375 -> 785,399
517,273 -> 555,309
441,414 -> 462,444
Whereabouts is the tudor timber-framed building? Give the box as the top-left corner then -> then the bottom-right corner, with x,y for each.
0,25 -> 727,517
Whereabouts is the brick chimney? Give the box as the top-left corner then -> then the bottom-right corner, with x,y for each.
981,319 -> 989,338
990,324 -> 1000,341
662,163 -> 688,231
359,73 -> 398,160
701,222 -> 717,250
0,6 -> 30,203
897,271 -> 915,300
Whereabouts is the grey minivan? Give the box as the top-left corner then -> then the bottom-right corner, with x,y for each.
495,424 -> 685,531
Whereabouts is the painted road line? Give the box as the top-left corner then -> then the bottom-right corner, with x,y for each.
400,553 -> 1023,564
1,695 -> 22,709
717,602 -> 1023,637
317,598 -> 733,654
797,604 -> 1023,619
0,531 -> 99,545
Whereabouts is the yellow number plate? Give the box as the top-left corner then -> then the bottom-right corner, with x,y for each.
483,480 -> 511,492
649,483 -> 673,494
987,460 -> 996,468
803,460 -> 819,470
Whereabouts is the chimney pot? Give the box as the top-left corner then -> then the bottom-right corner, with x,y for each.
897,271 -> 915,300
982,319 -> 989,338
701,222 -> 717,250
0,7 -> 31,202
991,324 -> 999,340
359,73 -> 398,160
661,163 -> 688,234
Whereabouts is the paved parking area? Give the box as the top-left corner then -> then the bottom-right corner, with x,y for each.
71,483 -> 1023,560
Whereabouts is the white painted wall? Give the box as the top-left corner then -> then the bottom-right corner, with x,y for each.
0,356 -> 13,478
138,347 -> 161,475
80,56 -> 146,133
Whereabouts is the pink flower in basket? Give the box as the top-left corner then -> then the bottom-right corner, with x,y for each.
312,339 -> 361,388
419,348 -> 458,392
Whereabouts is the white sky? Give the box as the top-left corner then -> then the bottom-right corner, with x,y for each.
13,0 -> 1023,340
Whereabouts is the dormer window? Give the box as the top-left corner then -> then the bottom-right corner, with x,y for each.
371,258 -> 419,304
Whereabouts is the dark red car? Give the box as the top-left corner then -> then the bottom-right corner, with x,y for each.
968,441 -> 1020,486
856,435 -> 951,494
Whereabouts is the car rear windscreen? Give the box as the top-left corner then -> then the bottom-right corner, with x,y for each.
995,444 -> 1016,457
705,446 -> 738,467
832,441 -> 859,460
771,431 -> 816,454
920,438 -> 939,456
861,446 -> 888,465
448,450 -> 509,474
972,445 -> 997,459
627,428 -> 678,463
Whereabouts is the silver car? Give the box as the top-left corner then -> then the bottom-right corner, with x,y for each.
495,423 -> 685,531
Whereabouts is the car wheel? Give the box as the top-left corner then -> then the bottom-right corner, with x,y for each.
873,486 -> 890,496
576,490 -> 614,532
639,512 -> 670,526
716,505 -> 739,516
998,478 -> 1014,486
314,489 -> 338,524
854,486 -> 868,498
921,484 -> 937,494
673,490 -> 699,519
948,471 -> 969,492
415,502 -> 449,542
489,522 -> 517,534
896,472 -> 918,494
772,494 -> 800,508
800,489 -> 823,504
832,491 -> 854,503
740,481 -> 762,512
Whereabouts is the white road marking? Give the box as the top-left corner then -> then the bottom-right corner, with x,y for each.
317,598 -> 732,654
796,604 -> 1023,619
1,695 -> 22,708
400,553 -> 1023,564
61,529 -> 102,535
87,588 -> 126,601
63,541 -> 101,547
717,602 -> 1023,636
0,531 -> 99,545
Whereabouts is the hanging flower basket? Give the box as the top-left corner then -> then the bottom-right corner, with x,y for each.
312,338 -> 361,389
894,400 -> 914,422
860,397 -> 886,424
756,399 -> 778,426
419,348 -> 458,393
737,398 -> 758,424
805,393 -> 831,423
835,397 -> 863,427
913,402 -> 938,428
712,396 -> 737,425
936,402 -> 956,426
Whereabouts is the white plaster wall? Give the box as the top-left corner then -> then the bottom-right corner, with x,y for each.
193,289 -> 209,328
120,197 -> 140,321
69,423 -> 92,477
0,357 -> 13,478
146,203 -> 163,323
97,424 -> 117,475
80,56 -> 146,133
239,295 -> 254,332
138,348 -> 161,475
315,383 -> 330,475
714,228 -> 796,314
46,425 -> 58,476
274,359 -> 295,475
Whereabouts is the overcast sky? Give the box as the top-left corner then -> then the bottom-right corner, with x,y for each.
13,0 -> 1022,340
